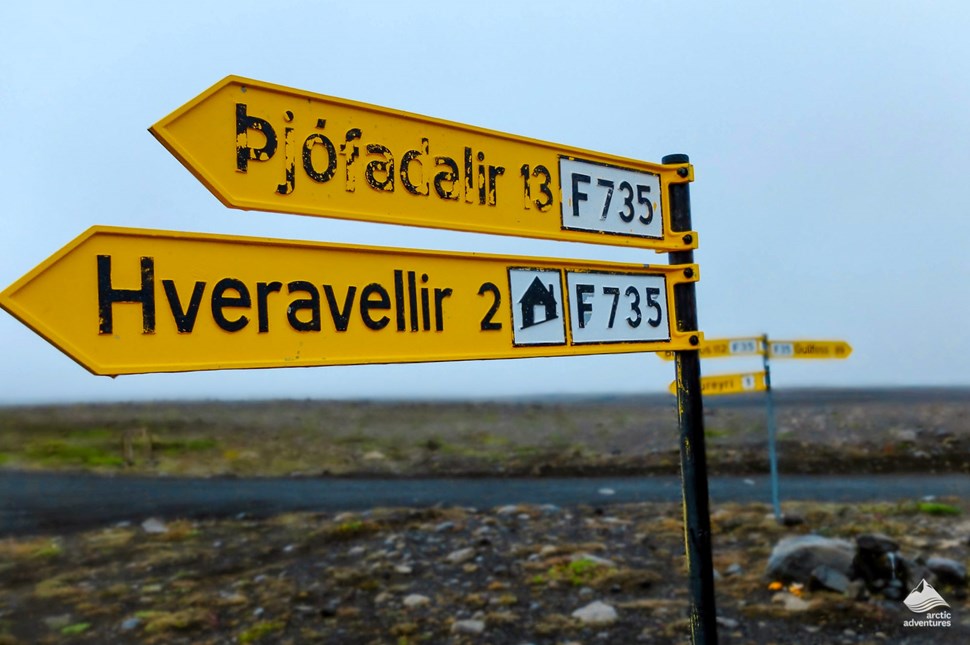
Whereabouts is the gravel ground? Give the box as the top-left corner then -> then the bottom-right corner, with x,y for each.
0,498 -> 967,644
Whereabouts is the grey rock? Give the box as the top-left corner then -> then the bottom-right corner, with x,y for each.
844,579 -> 868,600
572,601 -> 618,625
120,617 -> 142,631
811,564 -> 850,593
890,428 -> 918,443
43,615 -> 73,630
766,535 -> 855,583
452,619 -> 485,635
716,616 -> 740,629
852,537 -> 908,592
140,517 -> 168,534
570,553 -> 616,568
319,600 -> 340,618
445,547 -> 476,564
855,533 -> 899,554
403,594 -> 431,608
725,563 -> 743,577
926,557 -> 967,585
883,579 -> 905,600
781,514 -> 806,527
772,591 -> 811,611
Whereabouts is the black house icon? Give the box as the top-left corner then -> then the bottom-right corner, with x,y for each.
518,277 -> 559,329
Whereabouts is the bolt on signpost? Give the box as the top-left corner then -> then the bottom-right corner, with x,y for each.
0,78 -> 718,645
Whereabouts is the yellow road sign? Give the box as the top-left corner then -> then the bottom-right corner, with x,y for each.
657,336 -> 763,360
669,371 -> 766,396
0,227 -> 700,376
769,340 -> 852,359
150,77 -> 696,252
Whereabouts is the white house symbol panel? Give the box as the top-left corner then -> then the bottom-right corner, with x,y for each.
508,268 -> 567,346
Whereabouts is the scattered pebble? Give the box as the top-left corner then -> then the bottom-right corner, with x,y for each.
451,618 -> 485,635
570,553 -> 616,568
140,518 -> 168,534
724,562 -> 743,576
716,616 -> 739,629
445,547 -> 476,565
403,594 -> 431,609
119,617 -> 142,631
772,591 -> 811,612
572,600 -> 618,625
43,615 -> 72,631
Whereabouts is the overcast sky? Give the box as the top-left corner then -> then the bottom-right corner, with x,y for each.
2,1 -> 968,403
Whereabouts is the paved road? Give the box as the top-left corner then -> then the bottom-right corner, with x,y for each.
1,471 -> 966,535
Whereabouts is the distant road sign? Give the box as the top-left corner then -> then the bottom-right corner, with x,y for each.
150,76 -> 696,251
669,371 -> 766,396
0,227 -> 699,376
769,340 -> 852,359
657,336 -> 763,361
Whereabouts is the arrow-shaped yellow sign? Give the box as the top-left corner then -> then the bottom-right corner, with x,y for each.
668,371 -> 767,396
0,227 -> 699,376
657,336 -> 763,360
150,77 -> 695,252
768,340 -> 852,359
659,337 -> 852,361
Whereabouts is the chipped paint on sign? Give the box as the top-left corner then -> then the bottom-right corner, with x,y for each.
150,77 -> 696,251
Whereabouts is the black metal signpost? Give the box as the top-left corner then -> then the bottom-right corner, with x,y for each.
663,153 -> 718,643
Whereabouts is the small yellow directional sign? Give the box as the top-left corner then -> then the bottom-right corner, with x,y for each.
769,340 -> 852,359
150,77 -> 695,251
657,336 -> 763,361
0,227 -> 699,376
669,371 -> 767,396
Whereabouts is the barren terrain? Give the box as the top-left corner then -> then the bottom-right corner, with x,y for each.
0,388 -> 967,644
1,388 -> 967,478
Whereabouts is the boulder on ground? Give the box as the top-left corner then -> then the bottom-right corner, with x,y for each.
765,535 -> 855,584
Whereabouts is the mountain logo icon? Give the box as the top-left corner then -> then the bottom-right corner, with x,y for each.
903,579 -> 950,613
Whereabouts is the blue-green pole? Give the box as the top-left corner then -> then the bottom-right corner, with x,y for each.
762,333 -> 781,521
